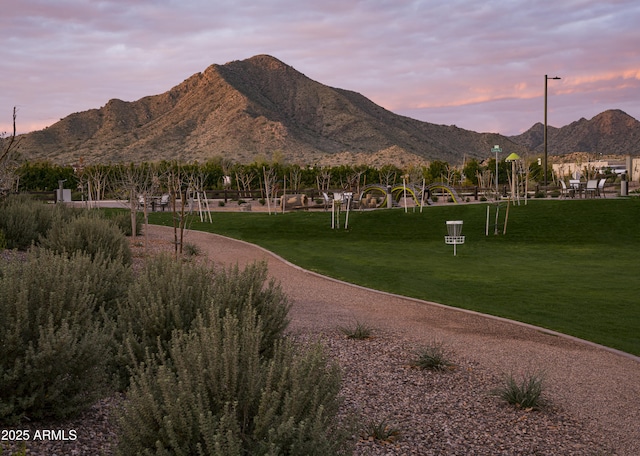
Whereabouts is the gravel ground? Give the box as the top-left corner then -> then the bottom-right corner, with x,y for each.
2,224 -> 639,455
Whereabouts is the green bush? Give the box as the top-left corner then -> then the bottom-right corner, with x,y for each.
112,255 -> 215,387
0,249 -> 114,424
338,320 -> 373,340
107,210 -> 142,236
0,194 -> 58,250
209,262 -> 290,358
113,258 -> 290,389
116,312 -> 347,456
493,371 -> 547,410
40,214 -> 132,265
409,340 -> 456,372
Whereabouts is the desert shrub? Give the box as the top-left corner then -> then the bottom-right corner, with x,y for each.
40,213 -> 132,265
116,312 -> 347,456
113,258 -> 290,389
183,241 -> 201,257
493,371 -> 547,410
0,249 -> 113,424
361,419 -> 401,444
209,261 -> 290,358
112,254 -> 214,387
338,320 -> 373,340
409,340 -> 456,372
0,194 -> 58,250
106,210 -> 142,236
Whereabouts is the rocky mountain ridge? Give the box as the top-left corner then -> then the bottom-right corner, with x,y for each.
15,55 -> 640,166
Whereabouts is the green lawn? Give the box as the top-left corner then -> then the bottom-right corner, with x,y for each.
149,199 -> 640,356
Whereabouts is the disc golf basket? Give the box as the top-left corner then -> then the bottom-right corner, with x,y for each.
445,220 -> 465,256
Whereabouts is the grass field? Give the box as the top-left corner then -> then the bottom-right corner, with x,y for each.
148,199 -> 640,356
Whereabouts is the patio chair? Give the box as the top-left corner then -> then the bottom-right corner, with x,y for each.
584,180 -> 598,198
159,193 -> 170,211
597,179 -> 606,198
560,180 -> 574,198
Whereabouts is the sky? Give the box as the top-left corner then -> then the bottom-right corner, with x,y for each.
2,0 -> 639,138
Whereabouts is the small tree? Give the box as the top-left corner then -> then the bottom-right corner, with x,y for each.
0,107 -> 22,198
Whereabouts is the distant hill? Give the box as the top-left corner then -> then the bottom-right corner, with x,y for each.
16,55 -> 528,166
509,109 -> 640,157
15,55 -> 639,166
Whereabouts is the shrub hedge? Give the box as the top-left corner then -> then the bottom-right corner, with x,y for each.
40,213 -> 132,265
0,249 -> 116,423
116,312 -> 347,456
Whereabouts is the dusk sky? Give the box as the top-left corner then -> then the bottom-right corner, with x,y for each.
2,0 -> 639,138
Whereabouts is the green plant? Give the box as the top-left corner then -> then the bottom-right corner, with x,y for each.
338,320 -> 373,340
116,313 -> 348,456
40,214 -> 132,265
209,262 -> 290,358
183,241 -> 201,256
106,210 -> 142,236
361,419 -> 401,444
112,258 -> 290,389
218,200 -> 226,207
111,254 -> 215,388
0,249 -> 113,424
493,371 -> 547,410
409,341 -> 455,371
0,194 -> 58,250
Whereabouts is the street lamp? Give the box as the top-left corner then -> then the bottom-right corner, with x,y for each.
544,75 -> 561,192
491,145 -> 502,200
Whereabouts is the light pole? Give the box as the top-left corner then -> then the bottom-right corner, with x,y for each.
491,145 -> 502,200
544,75 -> 561,192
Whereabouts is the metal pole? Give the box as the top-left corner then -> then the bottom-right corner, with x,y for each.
544,74 -> 548,192
544,75 -> 561,194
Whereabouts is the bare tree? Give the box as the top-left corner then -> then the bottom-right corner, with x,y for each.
289,165 -> 302,193
235,167 -> 256,198
112,164 -> 158,248
0,107 -> 22,197
378,167 -> 397,187
166,164 -> 196,257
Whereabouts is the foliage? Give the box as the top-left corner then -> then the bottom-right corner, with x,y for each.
0,194 -> 79,250
183,241 -> 202,256
15,161 -> 78,192
462,158 -> 482,185
338,320 -> 373,340
0,249 -> 114,424
112,258 -> 289,389
209,262 -> 290,358
409,341 -> 456,371
116,308 -> 347,455
104,209 -> 143,236
361,419 -> 401,443
493,371 -> 547,410
40,213 -> 132,265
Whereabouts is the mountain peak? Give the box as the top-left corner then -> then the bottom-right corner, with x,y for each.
15,55 -> 638,165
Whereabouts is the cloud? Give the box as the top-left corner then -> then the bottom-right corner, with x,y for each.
1,0 -> 639,138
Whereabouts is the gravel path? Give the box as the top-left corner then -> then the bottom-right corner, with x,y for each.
4,224 -> 639,455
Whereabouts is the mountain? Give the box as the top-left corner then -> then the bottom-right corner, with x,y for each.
16,55 -> 528,166
509,110 -> 640,157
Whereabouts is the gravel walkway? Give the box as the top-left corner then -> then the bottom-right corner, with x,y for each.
4,224 -> 639,455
